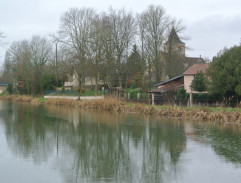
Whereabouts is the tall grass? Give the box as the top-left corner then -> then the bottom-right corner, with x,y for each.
0,95 -> 240,124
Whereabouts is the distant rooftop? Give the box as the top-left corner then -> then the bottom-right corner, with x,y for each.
154,75 -> 183,87
183,63 -> 209,75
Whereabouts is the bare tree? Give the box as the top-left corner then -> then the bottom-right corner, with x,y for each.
29,35 -> 52,94
98,14 -> 115,88
137,5 -> 171,86
58,7 -> 96,99
108,7 -> 136,87
1,51 -> 13,83
4,36 -> 52,94
88,14 -> 107,94
8,40 -> 32,94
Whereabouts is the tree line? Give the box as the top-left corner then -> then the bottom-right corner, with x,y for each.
1,5 -> 186,95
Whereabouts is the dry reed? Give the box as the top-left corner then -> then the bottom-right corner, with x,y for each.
1,95 -> 240,124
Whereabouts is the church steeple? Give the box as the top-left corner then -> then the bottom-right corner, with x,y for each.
164,27 -> 185,56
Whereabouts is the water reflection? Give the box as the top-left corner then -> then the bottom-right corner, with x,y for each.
191,123 -> 241,164
0,101 -> 241,183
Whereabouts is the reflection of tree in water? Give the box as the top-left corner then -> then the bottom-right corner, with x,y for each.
0,102 -> 186,182
193,123 -> 241,164
57,114 -> 186,183
0,102 -> 68,163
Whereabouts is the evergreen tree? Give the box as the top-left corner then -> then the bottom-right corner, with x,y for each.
206,45 -> 241,106
190,71 -> 207,92
125,45 -> 145,88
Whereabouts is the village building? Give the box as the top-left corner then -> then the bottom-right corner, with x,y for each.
153,63 -> 209,94
161,27 -> 205,81
150,27 -> 208,95
64,74 -> 105,91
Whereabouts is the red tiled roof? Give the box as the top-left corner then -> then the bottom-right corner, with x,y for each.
183,64 -> 209,75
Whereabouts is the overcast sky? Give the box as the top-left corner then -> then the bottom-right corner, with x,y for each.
0,0 -> 241,65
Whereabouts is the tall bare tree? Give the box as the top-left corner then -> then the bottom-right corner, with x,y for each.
4,36 -> 52,94
58,7 -> 96,98
1,51 -> 13,83
108,8 -> 136,87
29,35 -> 52,94
8,40 -> 32,94
88,14 -> 107,93
137,5 -> 171,86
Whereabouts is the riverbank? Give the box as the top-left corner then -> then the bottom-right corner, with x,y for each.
1,94 -> 241,124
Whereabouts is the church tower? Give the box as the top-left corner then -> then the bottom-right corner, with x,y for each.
164,27 -> 185,56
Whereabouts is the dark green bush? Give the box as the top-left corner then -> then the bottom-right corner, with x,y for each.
139,93 -> 148,100
41,74 -> 56,91
192,93 -> 215,100
7,83 -> 13,95
125,88 -> 141,100
177,88 -> 189,101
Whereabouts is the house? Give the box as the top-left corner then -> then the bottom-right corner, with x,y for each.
151,75 -> 184,94
183,63 -> 209,93
152,63 -> 209,94
64,74 -> 105,91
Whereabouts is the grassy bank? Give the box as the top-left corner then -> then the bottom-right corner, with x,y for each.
1,94 -> 241,124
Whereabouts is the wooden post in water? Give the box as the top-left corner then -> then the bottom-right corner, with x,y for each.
152,93 -> 155,106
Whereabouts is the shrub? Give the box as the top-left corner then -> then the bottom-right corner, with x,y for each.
177,88 -> 189,101
139,93 -> 148,100
190,71 -> 207,92
192,93 -> 215,100
7,83 -> 13,95
125,88 -> 141,100
41,74 -> 56,91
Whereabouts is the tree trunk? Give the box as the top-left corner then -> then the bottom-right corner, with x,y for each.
119,74 -> 122,88
95,75 -> 98,95
78,80 -> 81,100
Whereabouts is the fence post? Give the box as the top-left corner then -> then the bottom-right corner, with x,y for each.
189,92 -> 193,107
128,93 -> 130,100
137,93 -> 140,101
124,93 -> 127,100
152,93 -> 155,106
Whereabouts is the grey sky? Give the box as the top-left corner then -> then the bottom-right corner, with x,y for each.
0,0 -> 241,65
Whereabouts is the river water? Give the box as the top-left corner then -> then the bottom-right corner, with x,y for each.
0,101 -> 241,183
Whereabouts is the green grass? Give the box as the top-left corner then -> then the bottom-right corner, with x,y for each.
38,97 -> 47,103
0,91 -> 9,97
154,105 -> 171,109
127,103 -> 136,107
